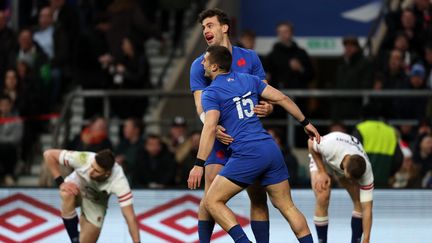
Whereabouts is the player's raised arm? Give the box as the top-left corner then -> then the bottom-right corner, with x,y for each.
260,84 -> 320,143
120,204 -> 140,243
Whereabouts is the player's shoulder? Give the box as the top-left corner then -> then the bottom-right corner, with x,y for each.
233,45 -> 256,55
191,53 -> 204,66
110,163 -> 129,183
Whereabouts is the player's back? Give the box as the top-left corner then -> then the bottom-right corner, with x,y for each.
202,71 -> 271,152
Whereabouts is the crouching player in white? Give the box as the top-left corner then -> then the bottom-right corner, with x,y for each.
44,149 -> 140,243
308,132 -> 374,243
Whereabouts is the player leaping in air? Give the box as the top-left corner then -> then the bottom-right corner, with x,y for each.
188,8 -> 274,243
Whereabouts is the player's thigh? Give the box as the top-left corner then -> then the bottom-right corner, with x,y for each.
265,180 -> 295,209
246,180 -> 267,205
79,214 -> 101,243
205,175 -> 244,205
204,163 -> 224,190
80,198 -> 107,229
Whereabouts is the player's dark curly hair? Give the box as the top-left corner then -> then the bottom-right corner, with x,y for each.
95,149 -> 115,171
198,8 -> 230,31
206,45 -> 232,72
347,155 -> 366,180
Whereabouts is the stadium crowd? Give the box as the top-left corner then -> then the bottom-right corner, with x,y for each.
0,0 -> 431,189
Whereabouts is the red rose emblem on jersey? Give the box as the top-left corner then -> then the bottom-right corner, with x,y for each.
216,150 -> 225,160
237,58 -> 246,67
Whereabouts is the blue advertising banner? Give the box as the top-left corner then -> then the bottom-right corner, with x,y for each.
240,0 -> 383,37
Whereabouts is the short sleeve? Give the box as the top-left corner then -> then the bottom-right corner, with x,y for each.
201,90 -> 220,112
250,51 -> 266,80
111,174 -> 133,207
59,150 -> 94,169
254,76 -> 268,94
190,57 -> 209,92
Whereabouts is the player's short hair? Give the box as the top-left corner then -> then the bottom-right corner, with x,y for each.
198,8 -> 230,31
95,149 -> 115,171
206,45 -> 232,72
347,155 -> 366,180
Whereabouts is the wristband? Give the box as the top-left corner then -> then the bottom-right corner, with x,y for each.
55,176 -> 64,187
300,118 -> 310,127
194,158 -> 205,167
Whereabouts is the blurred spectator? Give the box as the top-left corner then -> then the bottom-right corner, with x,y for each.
133,134 -> 176,188
115,118 -> 144,182
106,0 -> 161,60
267,127 -> 300,186
74,12 -> 111,118
1,70 -> 22,112
12,29 -> 49,84
425,43 -> 432,89
332,36 -> 373,119
352,104 -> 403,187
13,61 -> 46,174
110,37 -> 150,118
0,10 -> 16,83
0,95 -> 23,186
374,49 -> 408,118
413,134 -> 432,179
411,0 -> 432,45
166,116 -> 188,153
34,6 -> 70,107
174,131 -> 201,187
236,29 -> 265,63
382,49 -> 407,89
390,141 -> 421,188
66,116 -> 113,152
393,63 -> 428,119
266,21 -> 315,90
50,0 -> 80,52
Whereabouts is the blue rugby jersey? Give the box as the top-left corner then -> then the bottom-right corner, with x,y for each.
190,46 -> 265,92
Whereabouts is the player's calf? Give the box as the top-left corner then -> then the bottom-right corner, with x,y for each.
60,188 -> 79,243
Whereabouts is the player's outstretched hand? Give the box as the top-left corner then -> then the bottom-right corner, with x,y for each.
304,123 -> 321,144
188,166 -> 204,190
314,171 -> 331,192
60,182 -> 79,196
216,125 -> 234,145
254,101 -> 274,117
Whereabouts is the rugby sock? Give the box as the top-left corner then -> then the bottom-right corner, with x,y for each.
228,224 -> 250,243
351,211 -> 363,243
314,215 -> 328,243
198,220 -> 215,243
62,211 -> 79,243
298,234 -> 313,243
251,220 -> 269,243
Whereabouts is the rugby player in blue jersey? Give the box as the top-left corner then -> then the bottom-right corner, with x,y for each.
189,45 -> 320,243
188,8 -> 273,243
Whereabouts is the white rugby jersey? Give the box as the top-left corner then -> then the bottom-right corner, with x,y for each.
59,150 -> 133,207
312,132 -> 374,201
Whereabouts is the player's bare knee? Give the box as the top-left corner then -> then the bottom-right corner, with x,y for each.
60,190 -> 77,203
205,171 -> 218,185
